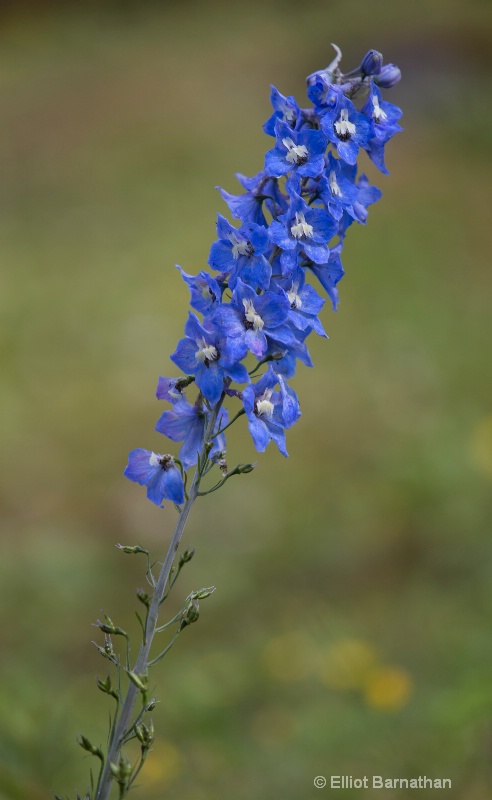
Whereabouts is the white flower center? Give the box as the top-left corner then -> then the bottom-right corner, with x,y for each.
280,101 -> 296,124
242,299 -> 264,331
334,108 -> 356,140
282,137 -> 309,165
290,211 -> 314,239
287,281 -> 302,309
149,452 -> 160,467
195,338 -> 219,363
256,388 -> 274,418
329,170 -> 341,197
372,95 -> 387,123
229,233 -> 253,260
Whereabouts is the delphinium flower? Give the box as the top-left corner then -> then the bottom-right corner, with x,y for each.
71,44 -> 402,800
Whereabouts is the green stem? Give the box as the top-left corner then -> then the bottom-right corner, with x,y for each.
94,395 -> 224,800
210,408 -> 245,439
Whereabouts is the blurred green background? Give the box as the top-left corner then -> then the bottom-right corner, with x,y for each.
1,1 -> 492,798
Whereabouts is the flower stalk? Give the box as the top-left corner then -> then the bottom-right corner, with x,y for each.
60,43 -> 402,799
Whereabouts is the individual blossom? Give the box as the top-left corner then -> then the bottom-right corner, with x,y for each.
170,313 -> 249,405
218,170 -> 288,227
305,248 -> 345,311
320,89 -> 373,165
317,151 -> 359,221
155,390 -> 228,470
124,449 -> 185,507
338,171 -> 382,235
264,119 -> 328,179
361,83 -> 403,174
177,267 -> 222,315
306,72 -> 341,114
263,329 -> 314,378
272,266 -> 327,337
269,187 -> 337,273
208,213 -> 271,290
212,279 -> 296,359
263,85 -> 301,136
242,365 -> 301,456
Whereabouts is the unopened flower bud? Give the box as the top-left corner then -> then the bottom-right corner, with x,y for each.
238,462 -> 256,474
195,586 -> 216,599
110,755 -> 132,785
135,721 -> 154,749
136,588 -> 150,606
116,544 -> 148,555
128,671 -> 149,692
375,63 -> 401,88
181,597 -> 200,629
360,49 -> 383,76
179,546 -> 195,567
78,734 -> 102,757
96,675 -> 119,699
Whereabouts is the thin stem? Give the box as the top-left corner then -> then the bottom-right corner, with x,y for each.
95,395 -> 224,800
210,408 -> 245,439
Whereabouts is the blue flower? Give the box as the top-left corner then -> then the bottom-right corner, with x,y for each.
170,313 -> 249,405
218,171 -> 288,227
155,391 -> 228,470
263,85 -> 301,136
338,172 -> 382,234
264,119 -> 327,179
212,279 -> 296,359
242,366 -> 301,456
269,188 -> 336,273
320,91 -> 373,165
264,329 -> 314,378
208,214 -> 271,290
306,73 -> 340,114
177,267 -> 222,315
361,84 -> 403,174
155,376 -> 183,403
272,266 -> 327,337
306,249 -> 345,311
124,449 -> 185,507
317,152 -> 359,221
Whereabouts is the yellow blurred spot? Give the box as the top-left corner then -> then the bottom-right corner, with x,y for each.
319,639 -> 379,690
364,665 -> 412,711
262,631 -> 316,682
250,706 -> 298,746
470,415 -> 492,480
142,739 -> 182,789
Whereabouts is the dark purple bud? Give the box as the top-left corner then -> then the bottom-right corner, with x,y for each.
375,63 -> 401,88
360,50 -> 383,76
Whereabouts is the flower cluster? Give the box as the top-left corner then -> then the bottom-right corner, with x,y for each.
125,46 -> 402,506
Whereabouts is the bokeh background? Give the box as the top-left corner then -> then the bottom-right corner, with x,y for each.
1,1 -> 492,798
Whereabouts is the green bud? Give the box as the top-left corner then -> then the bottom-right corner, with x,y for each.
77,734 -> 103,757
95,616 -> 128,638
110,755 -> 132,785
136,588 -> 150,606
96,675 -> 119,700
175,375 -> 194,391
181,597 -> 200,629
146,697 -> 157,711
238,462 -> 256,474
179,546 -> 195,567
194,586 -> 216,600
135,721 -> 154,749
128,671 -> 148,692
116,544 -> 148,555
